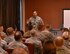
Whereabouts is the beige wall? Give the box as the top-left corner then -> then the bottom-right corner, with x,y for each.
22,0 -> 25,32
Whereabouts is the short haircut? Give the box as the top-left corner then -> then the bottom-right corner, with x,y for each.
43,38 -> 56,54
45,24 -> 51,29
60,28 -> 69,31
14,31 -> 22,41
6,27 -> 14,35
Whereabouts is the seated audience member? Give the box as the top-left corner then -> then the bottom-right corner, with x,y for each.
43,36 -> 56,54
0,35 -> 7,50
54,36 -> 70,54
41,24 -> 55,43
60,28 -> 70,49
24,21 -> 33,38
7,31 -> 29,53
60,28 -> 69,37
29,25 -> 45,43
12,47 -> 28,54
0,24 -> 7,39
62,32 -> 70,49
25,29 -> 43,54
4,27 -> 15,44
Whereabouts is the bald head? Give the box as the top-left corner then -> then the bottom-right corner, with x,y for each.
12,47 -> 28,54
54,36 -> 64,47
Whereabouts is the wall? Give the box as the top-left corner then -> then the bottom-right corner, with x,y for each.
25,0 -> 70,29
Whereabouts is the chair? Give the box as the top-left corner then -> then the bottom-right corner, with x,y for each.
24,43 -> 34,54
6,49 -> 13,54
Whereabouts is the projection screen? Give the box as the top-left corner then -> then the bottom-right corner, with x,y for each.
63,10 -> 70,29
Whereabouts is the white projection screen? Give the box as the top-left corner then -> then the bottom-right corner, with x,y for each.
63,10 -> 70,29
